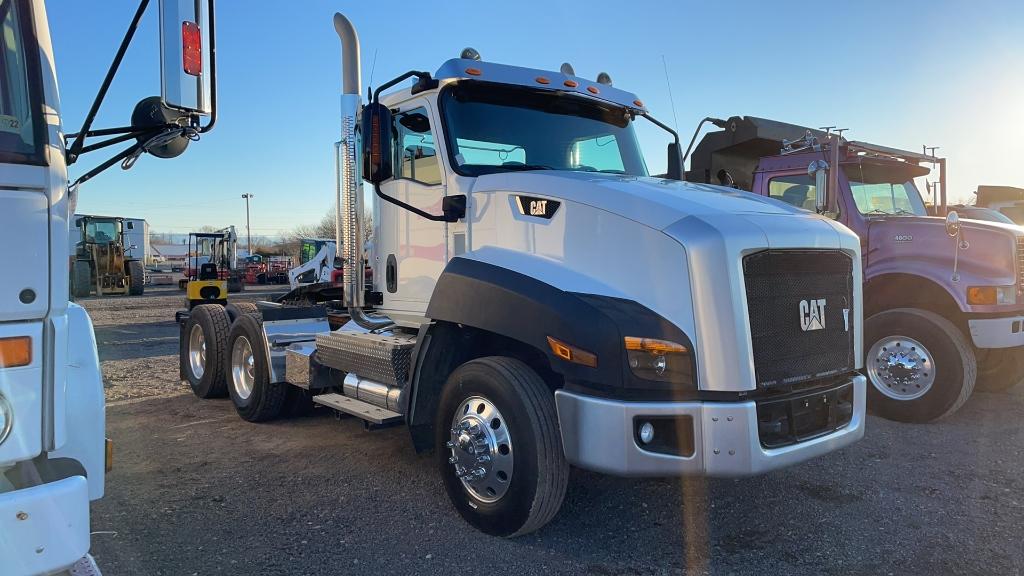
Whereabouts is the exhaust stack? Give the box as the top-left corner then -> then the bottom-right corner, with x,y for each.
333,12 -> 391,330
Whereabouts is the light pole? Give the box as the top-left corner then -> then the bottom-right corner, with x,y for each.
241,193 -> 254,256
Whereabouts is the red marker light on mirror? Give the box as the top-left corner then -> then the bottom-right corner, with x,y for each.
182,21 -> 202,76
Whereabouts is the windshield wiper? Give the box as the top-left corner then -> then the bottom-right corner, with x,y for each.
498,163 -> 558,172
864,208 -> 916,216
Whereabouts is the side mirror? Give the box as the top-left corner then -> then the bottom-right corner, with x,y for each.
159,0 -> 214,115
945,211 -> 961,238
808,160 -> 829,213
362,103 -> 394,184
666,142 -> 683,180
442,195 -> 467,222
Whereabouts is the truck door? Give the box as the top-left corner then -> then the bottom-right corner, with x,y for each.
378,103 -> 448,314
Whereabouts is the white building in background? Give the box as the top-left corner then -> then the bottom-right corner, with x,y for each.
69,214 -> 151,264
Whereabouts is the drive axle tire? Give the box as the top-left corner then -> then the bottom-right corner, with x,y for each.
865,308 -> 976,422
975,349 -> 1024,392
183,304 -> 231,398
127,260 -> 145,296
226,313 -> 287,422
73,260 -> 92,298
225,301 -> 259,323
436,357 -> 568,537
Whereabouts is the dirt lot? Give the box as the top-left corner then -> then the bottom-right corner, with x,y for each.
81,286 -> 1024,575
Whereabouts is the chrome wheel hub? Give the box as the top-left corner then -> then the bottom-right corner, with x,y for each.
231,336 -> 255,401
188,324 -> 206,380
867,336 -> 935,401
448,396 -> 513,503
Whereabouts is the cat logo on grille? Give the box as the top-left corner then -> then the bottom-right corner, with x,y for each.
799,299 -> 826,331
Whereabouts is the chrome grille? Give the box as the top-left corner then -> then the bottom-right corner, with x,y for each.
1017,236 -> 1024,296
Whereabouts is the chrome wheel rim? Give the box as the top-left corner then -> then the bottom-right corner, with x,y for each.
867,335 -> 935,401
448,396 -> 513,504
231,335 -> 255,401
188,324 -> 206,380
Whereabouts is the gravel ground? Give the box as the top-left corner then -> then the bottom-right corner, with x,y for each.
80,287 -> 1024,575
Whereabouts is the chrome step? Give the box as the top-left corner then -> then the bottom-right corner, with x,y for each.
313,393 -> 403,425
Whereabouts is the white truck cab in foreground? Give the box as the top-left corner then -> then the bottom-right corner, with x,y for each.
1,1 -> 215,573
180,12 -> 865,538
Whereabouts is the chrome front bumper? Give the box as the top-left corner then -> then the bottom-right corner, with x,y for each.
554,375 -> 866,477
968,315 -> 1024,349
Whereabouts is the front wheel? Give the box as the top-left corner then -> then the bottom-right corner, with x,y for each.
865,308 -> 976,422
436,357 -> 568,537
975,348 -> 1024,392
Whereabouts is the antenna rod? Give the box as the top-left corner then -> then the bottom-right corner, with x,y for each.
661,55 -> 680,133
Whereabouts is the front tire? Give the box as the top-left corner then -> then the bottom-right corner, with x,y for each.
975,349 -> 1024,392
865,308 -> 976,422
226,313 -> 287,422
126,260 -> 145,295
73,260 -> 92,298
436,357 -> 568,537
183,304 -> 231,398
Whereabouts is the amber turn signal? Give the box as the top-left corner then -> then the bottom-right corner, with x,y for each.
546,336 -> 598,368
0,336 -> 31,368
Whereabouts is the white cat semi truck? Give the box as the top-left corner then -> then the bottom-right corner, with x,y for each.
0,0 -> 216,573
179,12 -> 866,537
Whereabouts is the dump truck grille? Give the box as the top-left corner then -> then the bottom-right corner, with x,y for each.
743,250 -> 855,388
1017,236 -> 1024,296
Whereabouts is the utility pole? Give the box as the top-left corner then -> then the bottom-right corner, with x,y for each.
241,193 -> 254,256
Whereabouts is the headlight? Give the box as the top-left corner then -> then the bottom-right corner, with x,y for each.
624,337 -> 693,383
0,393 -> 12,446
967,285 -> 1017,305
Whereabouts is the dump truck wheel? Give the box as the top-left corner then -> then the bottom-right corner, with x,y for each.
72,260 -> 92,298
865,308 -> 976,422
436,357 -> 568,537
226,313 -> 287,422
225,301 -> 259,323
127,260 -> 145,295
183,304 -> 231,398
975,349 -> 1024,392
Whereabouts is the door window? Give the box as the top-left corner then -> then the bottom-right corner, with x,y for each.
394,107 -> 442,186
0,0 -> 42,163
768,174 -> 816,211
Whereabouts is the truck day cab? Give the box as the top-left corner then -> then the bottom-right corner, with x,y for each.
688,116 -> 1024,422
179,13 -> 866,537
0,0 -> 215,573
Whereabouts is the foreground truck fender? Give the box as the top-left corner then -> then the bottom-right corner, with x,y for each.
1,1 -> 217,573
180,12 -> 866,537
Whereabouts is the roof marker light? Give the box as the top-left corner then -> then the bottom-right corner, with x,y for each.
633,99 -> 644,107
535,76 -> 550,85
587,86 -> 600,94
563,79 -> 579,88
465,67 -> 482,76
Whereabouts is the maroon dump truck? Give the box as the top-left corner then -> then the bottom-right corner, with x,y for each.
687,116 -> 1024,422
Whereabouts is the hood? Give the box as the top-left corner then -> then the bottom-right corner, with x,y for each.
470,171 -> 809,230
866,215 -> 1021,289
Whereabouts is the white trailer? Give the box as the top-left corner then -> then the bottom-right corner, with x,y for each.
0,1 -> 216,574
179,12 -> 866,537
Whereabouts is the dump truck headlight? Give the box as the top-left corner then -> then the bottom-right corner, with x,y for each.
967,285 -> 1016,305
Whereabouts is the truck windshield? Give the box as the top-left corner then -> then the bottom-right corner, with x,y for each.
0,0 -> 42,164
844,162 -> 928,216
440,82 -> 648,177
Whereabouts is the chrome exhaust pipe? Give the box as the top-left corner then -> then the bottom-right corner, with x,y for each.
334,13 -> 391,331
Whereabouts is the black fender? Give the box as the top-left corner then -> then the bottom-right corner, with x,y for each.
423,257 -> 695,396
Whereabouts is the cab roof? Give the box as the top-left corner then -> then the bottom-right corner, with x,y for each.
381,58 -> 647,113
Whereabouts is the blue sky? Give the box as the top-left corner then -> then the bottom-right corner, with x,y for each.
50,0 -> 1023,238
